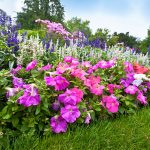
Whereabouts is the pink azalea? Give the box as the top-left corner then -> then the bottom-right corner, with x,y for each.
61,105 -> 80,123
102,95 -> 119,113
137,91 -> 147,105
125,85 -> 138,95
50,116 -> 67,133
25,60 -> 37,71
58,88 -> 83,105
41,64 -> 52,71
90,84 -> 105,96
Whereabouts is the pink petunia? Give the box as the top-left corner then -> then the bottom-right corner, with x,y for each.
137,91 -> 147,105
124,85 -> 138,95
41,64 -> 52,71
26,60 -> 37,71
56,62 -> 70,74
61,105 -> 80,123
90,84 -> 105,96
58,88 -> 83,105
71,68 -> 88,81
102,95 -> 119,113
50,116 -> 67,133
44,76 -> 69,91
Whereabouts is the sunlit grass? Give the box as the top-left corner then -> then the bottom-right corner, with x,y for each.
1,107 -> 150,150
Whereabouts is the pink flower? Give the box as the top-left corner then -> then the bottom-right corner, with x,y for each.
85,113 -> 91,124
58,88 -> 83,105
44,76 -> 56,86
6,87 -> 20,98
102,95 -> 119,113
61,105 -> 80,123
137,92 -> 147,105
71,68 -> 87,81
124,62 -> 134,73
17,84 -> 40,107
71,58 -> 79,66
11,65 -> 22,75
52,101 -> 60,111
41,64 -> 52,71
50,116 -> 67,133
84,76 -> 100,87
98,60 -> 109,69
125,85 -> 138,95
13,76 -> 25,88
107,59 -> 116,68
64,56 -> 73,63
81,61 -> 92,68
44,76 -> 69,91
108,84 -> 121,94
54,76 -> 70,91
26,60 -> 37,71
90,84 -> 105,96
56,62 -> 70,74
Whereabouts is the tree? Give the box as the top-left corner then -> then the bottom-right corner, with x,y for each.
114,32 -> 139,48
17,0 -> 64,29
65,17 -> 92,37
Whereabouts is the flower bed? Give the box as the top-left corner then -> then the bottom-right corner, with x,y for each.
1,56 -> 150,135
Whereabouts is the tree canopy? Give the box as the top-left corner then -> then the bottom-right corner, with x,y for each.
17,0 -> 64,29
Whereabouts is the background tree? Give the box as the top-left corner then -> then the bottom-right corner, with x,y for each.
65,17 -> 92,37
17,0 -> 64,29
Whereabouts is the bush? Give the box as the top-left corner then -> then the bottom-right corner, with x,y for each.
1,57 -> 150,135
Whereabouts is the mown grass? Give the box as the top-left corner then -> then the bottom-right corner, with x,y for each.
1,107 -> 150,150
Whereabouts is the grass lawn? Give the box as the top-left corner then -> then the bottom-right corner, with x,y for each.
1,107 -> 150,150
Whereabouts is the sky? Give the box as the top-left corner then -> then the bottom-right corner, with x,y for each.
0,0 -> 150,39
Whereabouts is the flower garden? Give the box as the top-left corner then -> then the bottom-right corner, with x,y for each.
1,9 -> 150,149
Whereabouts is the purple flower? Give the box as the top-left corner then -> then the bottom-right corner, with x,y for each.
61,105 -> 80,123
13,76 -> 25,88
58,88 -> 83,105
17,84 -> 40,107
11,65 -> 22,75
85,113 -> 91,124
52,101 -> 60,111
41,64 -> 52,71
124,62 -> 134,73
124,85 -> 138,95
25,60 -> 37,71
50,116 -> 67,133
98,60 -> 109,69
6,87 -> 20,98
137,91 -> 147,105
44,76 -> 69,91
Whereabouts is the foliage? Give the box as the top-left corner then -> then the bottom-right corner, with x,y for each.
17,0 -> 64,29
1,57 -> 150,135
65,17 -> 92,37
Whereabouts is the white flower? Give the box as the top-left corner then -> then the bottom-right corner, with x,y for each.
132,79 -> 143,86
